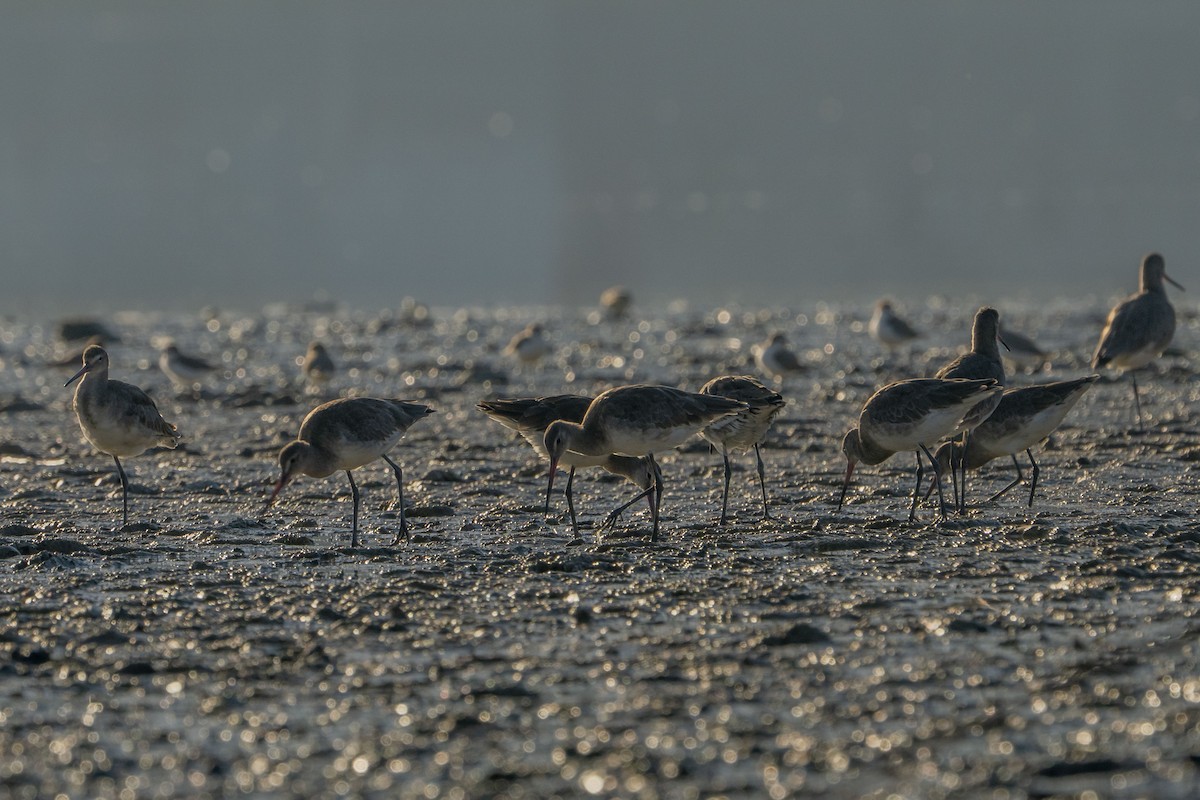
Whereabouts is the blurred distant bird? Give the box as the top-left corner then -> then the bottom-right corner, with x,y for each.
504,323 -> 553,365
48,335 -> 104,368
930,376 -> 1098,508
869,300 -> 920,351
66,344 -> 181,527
838,378 -> 1002,521
1092,252 -> 1183,431
266,397 -> 435,548
998,325 -> 1048,373
302,341 -> 336,387
599,285 -> 633,320
699,375 -> 786,524
477,394 -> 655,536
754,333 -> 805,381
159,342 -> 218,388
934,307 -> 1007,512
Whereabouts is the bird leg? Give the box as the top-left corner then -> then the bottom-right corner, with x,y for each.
908,449 -> 924,523
345,470 -> 360,549
564,466 -> 579,536
1130,372 -> 1144,432
113,455 -> 129,528
988,453 -> 1024,503
382,455 -> 408,545
649,454 -> 664,543
1026,449 -> 1040,508
919,444 -> 948,521
719,449 -> 732,525
754,444 -> 772,520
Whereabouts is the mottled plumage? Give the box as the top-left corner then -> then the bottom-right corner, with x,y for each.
933,376 -> 1098,507
838,378 -> 1002,521
543,385 -> 747,541
1092,252 -> 1183,430
699,375 -> 786,523
267,397 -> 435,548
66,344 -> 181,526
477,394 -> 654,534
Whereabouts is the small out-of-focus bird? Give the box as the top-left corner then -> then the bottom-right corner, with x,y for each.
504,323 -> 553,365
999,325 -> 1048,373
754,332 -> 805,381
302,341 -> 337,387
159,342 -> 218,388
1092,252 -> 1183,431
868,300 -> 920,351
599,286 -> 633,320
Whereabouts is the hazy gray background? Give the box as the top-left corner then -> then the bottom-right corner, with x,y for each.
3,1 -> 1198,314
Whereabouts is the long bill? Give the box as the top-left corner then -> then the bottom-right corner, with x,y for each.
264,475 -> 290,512
836,460 -> 856,511
1165,273 -> 1185,291
65,363 -> 91,387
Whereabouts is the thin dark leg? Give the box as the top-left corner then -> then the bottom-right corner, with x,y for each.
382,454 -> 408,545
988,454 -> 1024,503
754,444 -> 771,520
920,444 -> 947,520
1026,449 -> 1039,508
908,449 -> 924,522
600,485 -> 654,530
948,437 -> 961,512
346,470 -> 360,548
649,454 -> 663,542
958,432 -> 970,514
113,455 -> 129,527
1131,372 -> 1144,431
718,450 -> 732,525
564,466 -> 579,536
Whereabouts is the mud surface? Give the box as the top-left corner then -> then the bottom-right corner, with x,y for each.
1,300 -> 1198,798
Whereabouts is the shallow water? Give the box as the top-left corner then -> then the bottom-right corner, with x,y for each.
1,299 -> 1198,799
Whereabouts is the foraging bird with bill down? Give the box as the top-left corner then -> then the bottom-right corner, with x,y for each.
266,398 -> 435,548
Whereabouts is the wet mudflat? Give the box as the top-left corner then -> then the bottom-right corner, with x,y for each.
0,300 -> 1198,798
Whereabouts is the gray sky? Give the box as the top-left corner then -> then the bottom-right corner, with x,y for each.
3,1 -> 1198,313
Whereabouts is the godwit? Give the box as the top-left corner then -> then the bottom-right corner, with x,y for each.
159,342 -> 217,388
599,286 -> 633,320
1092,252 -> 1183,431
266,398 -> 435,548
998,325 -> 1048,373
542,385 -> 747,541
930,376 -> 1098,508
65,344 -> 182,526
754,333 -> 805,381
698,375 -> 786,523
837,378 -> 1001,521
302,341 -> 336,388
934,307 -> 1007,511
477,394 -> 655,535
504,323 -> 553,365
869,300 -> 920,351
